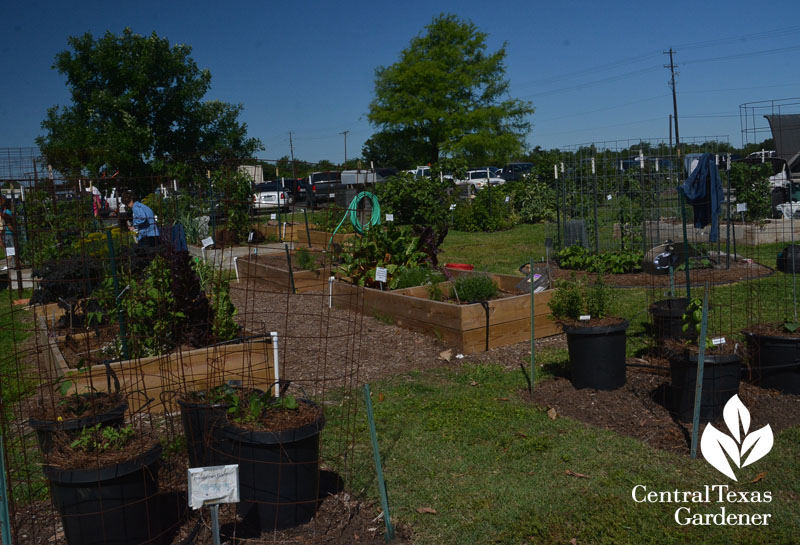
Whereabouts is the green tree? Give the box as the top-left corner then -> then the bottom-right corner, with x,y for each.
37,28 -> 262,179
367,14 -> 534,166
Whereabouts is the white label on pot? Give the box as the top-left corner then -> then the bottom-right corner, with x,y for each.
201,237 -> 214,248
270,213 -> 277,220
375,267 -> 388,283
736,203 -> 748,212
385,213 -> 394,222
712,337 -> 726,346
188,465 -> 240,509
579,314 -> 591,321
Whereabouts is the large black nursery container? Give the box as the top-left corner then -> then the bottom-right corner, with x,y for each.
214,407 -> 326,531
670,351 -> 741,422
29,396 -> 128,453
743,331 -> 800,394
563,320 -> 629,390
177,397 -> 228,468
649,298 -> 691,344
44,442 -> 162,545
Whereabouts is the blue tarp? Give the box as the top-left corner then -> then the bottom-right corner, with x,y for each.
680,153 -> 724,242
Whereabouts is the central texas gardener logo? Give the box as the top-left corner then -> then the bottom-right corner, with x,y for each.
700,395 -> 773,481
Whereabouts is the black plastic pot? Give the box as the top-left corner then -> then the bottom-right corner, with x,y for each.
564,320 -> 629,390
214,405 -> 326,531
29,397 -> 128,453
649,298 -> 692,344
743,331 -> 800,394
43,442 -> 162,545
177,398 -> 229,468
670,351 -> 741,422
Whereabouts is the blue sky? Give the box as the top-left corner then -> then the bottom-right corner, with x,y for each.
2,0 -> 800,164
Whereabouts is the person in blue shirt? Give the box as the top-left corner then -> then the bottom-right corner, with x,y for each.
123,191 -> 160,247
2,197 -> 16,267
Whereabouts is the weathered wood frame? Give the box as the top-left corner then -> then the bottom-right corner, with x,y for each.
331,274 -> 560,354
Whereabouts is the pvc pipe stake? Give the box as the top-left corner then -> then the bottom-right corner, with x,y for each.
270,331 -> 280,397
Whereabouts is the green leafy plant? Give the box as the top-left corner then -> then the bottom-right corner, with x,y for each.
784,319 -> 800,333
118,256 -> 185,358
69,423 -> 135,452
451,273 -> 498,304
393,265 -> 446,290
336,224 -> 428,288
555,245 -> 643,274
294,247 -> 318,272
730,162 -> 771,221
452,186 -> 517,232
548,274 -> 616,322
681,297 -> 714,350
228,390 -> 300,424
507,177 -> 557,224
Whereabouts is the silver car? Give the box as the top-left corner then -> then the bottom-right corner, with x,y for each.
253,181 -> 293,212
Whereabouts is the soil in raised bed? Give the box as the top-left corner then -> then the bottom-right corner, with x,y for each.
252,250 -> 331,273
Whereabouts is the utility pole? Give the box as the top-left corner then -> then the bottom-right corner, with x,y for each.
669,114 -> 673,150
289,131 -> 297,179
340,130 -> 349,165
665,49 -> 681,160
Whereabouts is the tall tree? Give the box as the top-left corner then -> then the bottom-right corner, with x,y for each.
37,28 -> 262,179
367,14 -> 533,166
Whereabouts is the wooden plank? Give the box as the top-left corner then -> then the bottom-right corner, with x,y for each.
332,280 -> 561,353
63,339 -> 274,414
239,258 -> 327,293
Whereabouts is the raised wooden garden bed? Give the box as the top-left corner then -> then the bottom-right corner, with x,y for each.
237,251 -> 330,293
331,274 -> 560,354
36,312 -> 276,413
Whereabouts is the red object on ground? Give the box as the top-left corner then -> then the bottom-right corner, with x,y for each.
445,263 -> 474,271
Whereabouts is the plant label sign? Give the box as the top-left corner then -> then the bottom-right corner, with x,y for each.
736,203 -> 748,212
5,246 -> 15,256
385,213 -> 394,222
188,465 -> 240,509
579,315 -> 591,321
712,337 -> 726,346
248,231 -> 254,242
270,213 -> 277,220
201,237 -> 214,249
505,195 -> 510,203
450,203 -> 456,211
375,267 -> 388,283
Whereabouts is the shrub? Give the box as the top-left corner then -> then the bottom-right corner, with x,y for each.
548,274 -> 615,322
294,247 -> 318,271
451,273 -> 498,303
507,177 -> 557,223
730,162 -> 771,221
375,172 -> 454,232
452,187 -> 516,232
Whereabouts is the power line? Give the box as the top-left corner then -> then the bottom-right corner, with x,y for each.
682,44 -> 800,65
535,94 -> 671,124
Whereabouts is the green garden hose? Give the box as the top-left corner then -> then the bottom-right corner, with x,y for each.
328,192 -> 381,248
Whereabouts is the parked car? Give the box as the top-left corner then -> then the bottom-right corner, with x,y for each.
464,168 -> 505,187
303,171 -> 342,206
253,181 -> 293,212
500,162 -> 534,181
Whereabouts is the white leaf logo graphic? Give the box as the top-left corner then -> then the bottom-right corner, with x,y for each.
700,395 -> 774,481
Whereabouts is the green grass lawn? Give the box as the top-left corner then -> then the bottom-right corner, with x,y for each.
325,364 -> 800,544
440,224 -> 550,275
